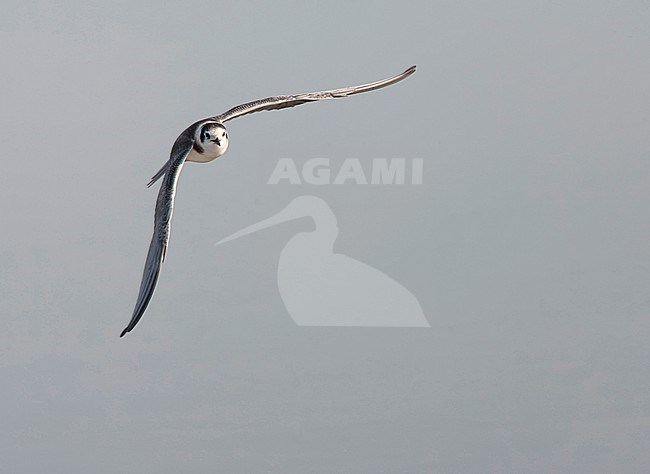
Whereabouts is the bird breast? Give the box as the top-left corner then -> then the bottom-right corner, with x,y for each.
185,143 -> 227,163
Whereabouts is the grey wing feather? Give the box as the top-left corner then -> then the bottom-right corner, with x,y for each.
213,65 -> 416,123
120,233 -> 165,337
121,136 -> 192,337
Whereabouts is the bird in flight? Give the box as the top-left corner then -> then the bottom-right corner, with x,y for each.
120,65 -> 416,337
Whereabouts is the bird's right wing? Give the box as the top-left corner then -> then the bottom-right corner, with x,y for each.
121,135 -> 193,337
212,65 -> 416,123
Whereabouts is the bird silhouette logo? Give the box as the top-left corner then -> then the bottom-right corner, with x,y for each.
217,195 -> 429,327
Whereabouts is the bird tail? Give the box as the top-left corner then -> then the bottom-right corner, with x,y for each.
147,161 -> 170,188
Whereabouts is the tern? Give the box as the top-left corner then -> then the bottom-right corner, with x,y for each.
120,65 -> 416,337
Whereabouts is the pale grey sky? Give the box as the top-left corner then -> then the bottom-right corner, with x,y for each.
1,1 -> 649,472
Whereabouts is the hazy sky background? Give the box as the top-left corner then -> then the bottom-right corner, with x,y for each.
1,1 -> 649,472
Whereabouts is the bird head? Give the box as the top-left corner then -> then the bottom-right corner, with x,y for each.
195,121 -> 229,159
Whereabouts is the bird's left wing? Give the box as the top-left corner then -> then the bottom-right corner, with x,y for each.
120,135 -> 193,337
212,65 -> 416,123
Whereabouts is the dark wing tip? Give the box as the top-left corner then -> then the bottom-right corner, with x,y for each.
120,327 -> 128,338
404,65 -> 417,76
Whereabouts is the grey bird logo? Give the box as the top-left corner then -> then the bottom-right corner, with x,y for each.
121,65 -> 417,337
216,195 -> 429,327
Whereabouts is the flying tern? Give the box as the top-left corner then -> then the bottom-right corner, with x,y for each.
120,65 -> 416,337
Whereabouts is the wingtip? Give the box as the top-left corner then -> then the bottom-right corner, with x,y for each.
120,328 -> 128,338
404,65 -> 417,75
